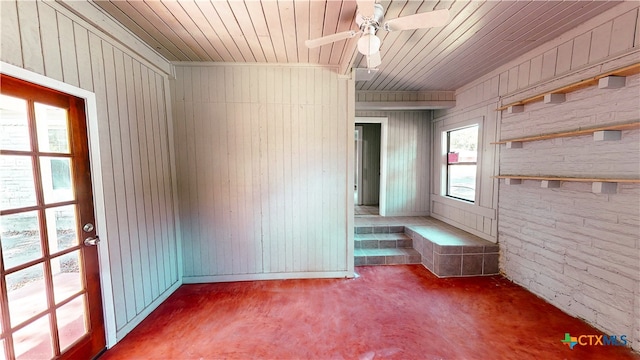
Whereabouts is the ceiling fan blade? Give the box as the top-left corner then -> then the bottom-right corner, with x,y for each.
366,52 -> 381,68
356,0 -> 376,18
384,9 -> 450,31
305,30 -> 358,48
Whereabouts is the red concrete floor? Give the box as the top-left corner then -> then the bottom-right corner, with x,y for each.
101,265 -> 639,360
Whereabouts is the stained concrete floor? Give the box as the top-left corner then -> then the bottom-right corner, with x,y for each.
100,265 -> 639,359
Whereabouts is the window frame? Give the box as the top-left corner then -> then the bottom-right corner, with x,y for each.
440,120 -> 482,204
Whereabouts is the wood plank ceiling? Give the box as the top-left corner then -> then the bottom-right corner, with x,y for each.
93,0 -> 622,91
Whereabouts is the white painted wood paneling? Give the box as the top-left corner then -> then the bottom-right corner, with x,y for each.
609,8 -> 638,55
355,110 -> 430,216
0,0 -> 180,345
430,107 -> 498,242
555,41 -> 573,75
173,64 -> 351,281
1,1 -> 22,68
38,2 -> 64,82
93,1 -> 622,91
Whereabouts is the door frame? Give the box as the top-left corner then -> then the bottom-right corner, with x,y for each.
354,117 -> 388,216
1,62 -> 117,347
354,125 -> 363,206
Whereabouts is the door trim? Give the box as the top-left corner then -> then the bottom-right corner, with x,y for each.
0,62 -> 117,347
354,125 -> 363,206
354,117 -> 388,216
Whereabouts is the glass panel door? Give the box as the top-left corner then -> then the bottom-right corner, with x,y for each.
0,75 -> 105,359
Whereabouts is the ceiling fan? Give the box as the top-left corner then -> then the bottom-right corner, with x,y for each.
305,0 -> 450,69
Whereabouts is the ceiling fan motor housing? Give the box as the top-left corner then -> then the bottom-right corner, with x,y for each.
355,3 -> 384,30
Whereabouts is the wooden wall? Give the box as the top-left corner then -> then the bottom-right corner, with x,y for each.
355,109 -> 431,216
430,106 -> 499,242
1,0 -> 180,344
172,64 -> 353,281
434,2 -> 640,351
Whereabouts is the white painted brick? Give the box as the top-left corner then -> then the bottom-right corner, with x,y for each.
619,214 -> 640,227
520,236 -> 552,254
565,247 -> 639,280
618,183 -> 640,195
553,204 -> 618,223
501,208 -> 556,227
584,218 -> 640,239
564,254 -> 588,270
565,300 -> 597,322
561,223 -> 637,248
533,253 -> 564,273
549,213 -> 585,226
531,226 -> 590,246
563,264 -> 604,290
591,239 -> 640,260
541,240 -> 568,255
529,279 -> 571,306
594,302 -> 634,331
503,262 -> 538,285
587,265 -> 635,289
574,245 -> 639,269
539,232 -> 580,250
579,283 -> 635,314
596,312 -> 633,341
576,293 -> 632,327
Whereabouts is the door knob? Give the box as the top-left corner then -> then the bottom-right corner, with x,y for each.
84,236 -> 100,246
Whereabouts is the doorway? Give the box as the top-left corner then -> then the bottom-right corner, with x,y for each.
354,117 -> 387,216
354,125 -> 363,206
0,75 -> 106,359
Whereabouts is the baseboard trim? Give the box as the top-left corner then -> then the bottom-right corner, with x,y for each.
183,271 -> 354,284
112,280 -> 181,346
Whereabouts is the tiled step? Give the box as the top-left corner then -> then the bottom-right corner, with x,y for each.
354,233 -> 413,249
354,248 -> 422,266
405,225 -> 499,277
354,225 -> 405,234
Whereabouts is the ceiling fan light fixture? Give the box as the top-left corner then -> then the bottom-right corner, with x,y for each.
357,33 -> 381,56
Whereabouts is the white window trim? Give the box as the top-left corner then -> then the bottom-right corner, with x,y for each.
440,116 -> 483,204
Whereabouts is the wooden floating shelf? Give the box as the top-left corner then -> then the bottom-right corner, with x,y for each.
491,121 -> 640,144
496,62 -> 640,111
494,175 -> 640,183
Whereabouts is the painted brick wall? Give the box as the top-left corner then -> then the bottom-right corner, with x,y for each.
499,74 -> 640,349
433,3 -> 640,351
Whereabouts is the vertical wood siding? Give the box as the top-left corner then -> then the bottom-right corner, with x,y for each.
173,65 -> 351,281
0,0 -> 180,341
355,110 -> 431,216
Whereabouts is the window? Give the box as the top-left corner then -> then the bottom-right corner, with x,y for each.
446,124 -> 479,202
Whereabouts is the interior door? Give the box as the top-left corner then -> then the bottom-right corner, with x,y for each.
0,75 -> 106,359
